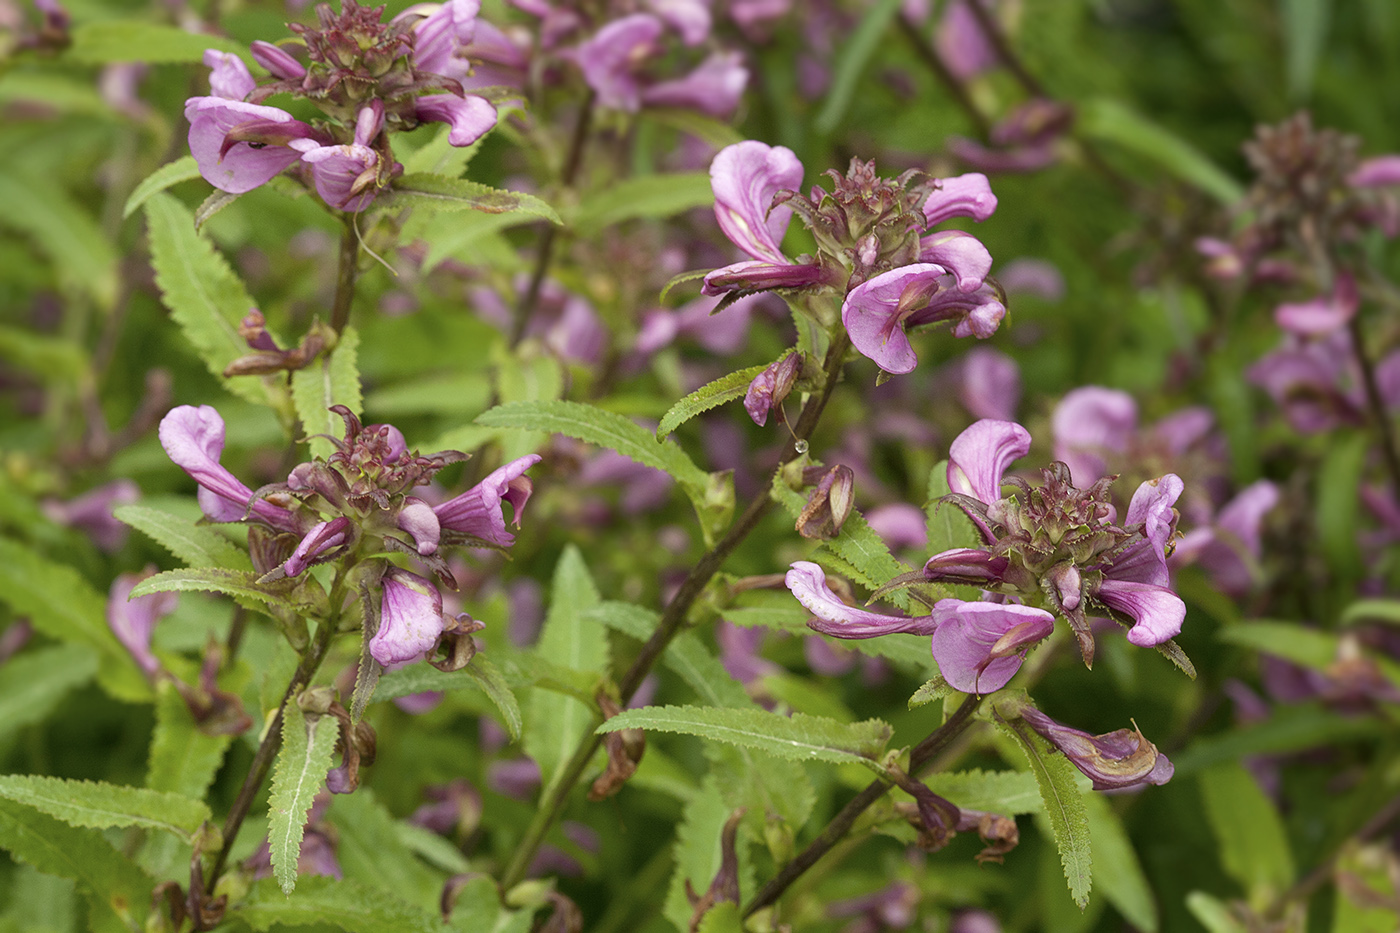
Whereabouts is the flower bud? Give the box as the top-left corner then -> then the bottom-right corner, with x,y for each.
1019,707 -> 1174,791
796,464 -> 855,540
743,352 -> 801,426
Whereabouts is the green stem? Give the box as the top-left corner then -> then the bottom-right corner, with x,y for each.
896,14 -> 990,141
329,215 -> 359,335
743,693 -> 981,916
497,330 -> 853,891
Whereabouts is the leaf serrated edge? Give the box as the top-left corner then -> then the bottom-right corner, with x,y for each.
657,362 -> 770,439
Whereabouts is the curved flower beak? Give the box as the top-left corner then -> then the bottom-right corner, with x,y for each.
710,140 -> 805,265
946,419 -> 1031,506
787,561 -> 939,638
1018,707 -> 1174,790
434,454 -> 542,547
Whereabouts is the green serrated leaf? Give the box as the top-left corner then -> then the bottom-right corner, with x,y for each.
236,876 -> 444,933
0,798 -> 153,933
383,173 -> 561,223
144,192 -> 267,405
925,768 -> 1042,815
659,268 -> 711,304
1199,762 -> 1294,903
665,777 -> 733,931
68,21 -> 247,63
291,326 -> 362,459
267,702 -> 340,894
1083,792 -> 1157,931
0,173 -> 117,308
114,504 -> 252,571
908,676 -> 952,709
480,399 -> 709,490
599,705 -> 891,766
527,546 -> 606,794
374,656 -> 522,740
130,567 -> 304,610
0,645 -> 98,742
1078,99 -> 1244,205
0,539 -> 144,701
1001,715 -> 1093,907
0,776 -> 209,841
657,363 -> 769,439
123,156 -> 201,219
814,0 -> 903,135
574,172 -> 713,234
696,902 -> 744,933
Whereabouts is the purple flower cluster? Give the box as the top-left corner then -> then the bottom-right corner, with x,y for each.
158,404 -> 538,667
184,0 -> 499,210
702,141 -> 1005,375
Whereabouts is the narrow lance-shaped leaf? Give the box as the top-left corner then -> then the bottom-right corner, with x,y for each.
382,173 -> 561,224
69,21 -> 248,63
267,700 -> 340,894
1198,762 -> 1294,901
291,326 -> 363,459
123,155 -> 201,219
238,877 -> 444,933
130,568 -> 315,614
656,363 -> 769,439
924,768 -> 1042,815
598,705 -> 892,767
0,776 -> 210,842
574,172 -> 714,234
998,712 -> 1093,908
1083,791 -> 1158,932
526,546 -> 606,794
814,0 -> 904,135
0,798 -> 154,933
114,504 -> 252,571
144,192 -> 267,405
1078,99 -> 1244,205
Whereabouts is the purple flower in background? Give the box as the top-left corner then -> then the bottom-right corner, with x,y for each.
950,346 -> 1021,421
108,571 -> 177,677
934,0 -> 999,80
1051,386 -> 1136,486
370,568 -> 446,665
998,258 -> 1065,301
1173,480 -> 1279,597
42,479 -> 139,552
472,277 -> 607,363
434,454 -> 542,548
1017,707 -> 1174,790
641,50 -> 748,117
159,405 -> 303,533
1274,272 -> 1359,337
574,14 -> 663,111
865,503 -> 929,551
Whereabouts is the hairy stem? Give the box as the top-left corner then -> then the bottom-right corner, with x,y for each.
329,215 -> 359,334
743,693 -> 981,916
511,92 -> 595,347
202,614 -> 338,896
498,330 -> 852,891
1348,313 -> 1400,502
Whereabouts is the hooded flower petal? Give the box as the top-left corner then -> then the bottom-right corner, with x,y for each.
787,561 -> 939,637
300,143 -> 381,212
574,14 -> 663,111
1349,155 -> 1400,188
641,51 -> 748,117
921,548 -> 1010,586
42,479 -> 140,552
865,503 -> 930,551
918,230 -> 993,291
842,263 -> 949,374
397,498 -> 442,556
370,570 -> 445,665
1051,386 -> 1137,485
250,40 -> 306,80
434,454 -> 542,547
1019,707 -> 1174,790
283,517 -> 351,578
710,140 -> 805,264
1095,579 -> 1185,647
185,97 -> 318,194
412,0 -> 480,78
204,49 -> 255,100
700,258 -> 825,296
947,419 -> 1031,505
158,405 -> 300,533
921,172 -> 997,226
902,281 -> 1006,339
930,599 -> 1054,693
415,93 -> 498,147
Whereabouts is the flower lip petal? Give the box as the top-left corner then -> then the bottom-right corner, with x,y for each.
158,405 -> 299,532
1095,578 -> 1185,646
929,599 -> 1054,693
841,263 -> 950,374
710,140 -> 805,264
786,561 -> 939,637
947,419 -> 1031,505
922,172 -> 997,226
370,569 -> 446,666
